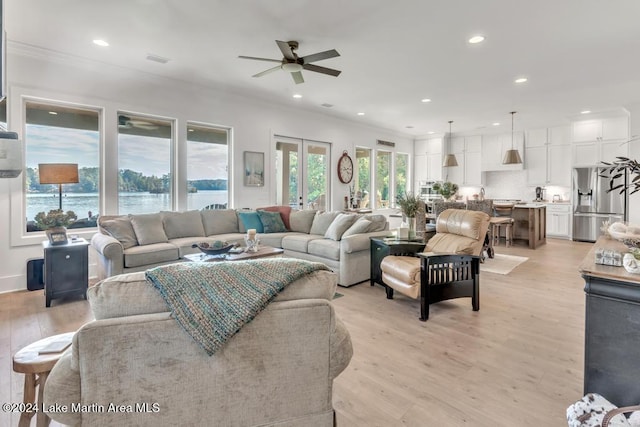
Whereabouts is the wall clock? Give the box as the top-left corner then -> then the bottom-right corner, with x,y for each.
337,151 -> 354,184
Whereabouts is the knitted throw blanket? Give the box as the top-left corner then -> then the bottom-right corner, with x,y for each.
145,258 -> 329,356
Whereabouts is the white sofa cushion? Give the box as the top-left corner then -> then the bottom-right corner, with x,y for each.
201,209 -> 240,235
129,213 -> 168,245
289,210 -> 317,234
162,210 -> 205,239
342,218 -> 372,238
281,234 -> 323,253
124,242 -> 179,268
99,216 -> 138,249
324,213 -> 358,241
310,211 -> 340,235
308,239 -> 341,261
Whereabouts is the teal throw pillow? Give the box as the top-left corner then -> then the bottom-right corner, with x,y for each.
237,211 -> 264,233
257,210 -> 288,233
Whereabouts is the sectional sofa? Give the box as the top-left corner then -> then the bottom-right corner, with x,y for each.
91,208 -> 390,287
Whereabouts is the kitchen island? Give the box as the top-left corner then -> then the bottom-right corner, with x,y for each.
512,203 -> 546,249
579,237 -> 640,407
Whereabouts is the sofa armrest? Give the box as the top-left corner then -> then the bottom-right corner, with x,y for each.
91,233 -> 125,279
43,350 -> 81,426
341,230 -> 391,253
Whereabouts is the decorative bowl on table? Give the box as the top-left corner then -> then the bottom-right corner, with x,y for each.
608,222 -> 640,249
191,241 -> 234,256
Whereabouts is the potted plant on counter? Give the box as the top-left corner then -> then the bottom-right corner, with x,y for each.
432,181 -> 459,201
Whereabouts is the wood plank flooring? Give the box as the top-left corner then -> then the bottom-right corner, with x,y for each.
0,238 -> 591,426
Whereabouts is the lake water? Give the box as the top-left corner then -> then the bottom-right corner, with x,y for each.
25,190 -> 228,221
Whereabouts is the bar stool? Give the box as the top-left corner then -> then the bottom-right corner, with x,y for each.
492,204 -> 515,247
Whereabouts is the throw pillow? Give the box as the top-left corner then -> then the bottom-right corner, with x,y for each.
257,206 -> 292,230
162,210 -> 205,239
201,209 -> 239,236
364,214 -> 387,232
324,214 -> 358,241
289,209 -> 317,234
342,218 -> 373,238
100,217 -> 138,249
257,210 -> 288,233
237,211 -> 264,233
309,211 -> 340,236
129,213 -> 169,245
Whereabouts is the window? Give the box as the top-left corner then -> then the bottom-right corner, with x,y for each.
24,101 -> 100,232
355,147 -> 371,208
117,113 -> 173,214
395,152 -> 409,201
186,124 -> 230,210
376,150 -> 391,208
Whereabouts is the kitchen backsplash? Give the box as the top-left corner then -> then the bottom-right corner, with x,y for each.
456,171 -> 571,202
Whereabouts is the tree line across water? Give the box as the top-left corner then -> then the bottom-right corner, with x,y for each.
24,167 -> 227,193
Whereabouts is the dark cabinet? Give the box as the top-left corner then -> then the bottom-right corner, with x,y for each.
370,237 -> 426,287
43,238 -> 89,307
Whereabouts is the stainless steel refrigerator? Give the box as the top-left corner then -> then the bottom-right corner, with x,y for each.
573,167 -> 627,242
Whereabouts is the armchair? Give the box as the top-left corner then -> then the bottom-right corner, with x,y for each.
380,209 -> 490,321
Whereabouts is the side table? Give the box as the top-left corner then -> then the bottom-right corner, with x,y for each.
13,332 -> 74,427
42,238 -> 89,307
370,237 -> 426,287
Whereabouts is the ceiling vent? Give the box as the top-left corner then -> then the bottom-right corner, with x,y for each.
146,54 -> 170,64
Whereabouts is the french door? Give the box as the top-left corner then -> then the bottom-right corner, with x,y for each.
275,136 -> 331,210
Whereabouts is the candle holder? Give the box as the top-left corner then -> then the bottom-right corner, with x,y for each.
244,234 -> 260,253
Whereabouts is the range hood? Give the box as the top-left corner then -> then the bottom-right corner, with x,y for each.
0,131 -> 22,178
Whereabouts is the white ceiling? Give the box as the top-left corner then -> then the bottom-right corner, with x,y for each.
7,0 -> 640,136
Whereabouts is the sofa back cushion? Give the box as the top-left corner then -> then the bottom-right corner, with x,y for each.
289,210 -> 317,234
310,211 -> 340,235
162,210 -> 205,239
342,217 -> 373,238
363,214 -> 388,232
257,210 -> 288,233
129,213 -> 169,245
201,209 -> 239,236
324,213 -> 358,241
98,216 -> 138,249
237,211 -> 263,233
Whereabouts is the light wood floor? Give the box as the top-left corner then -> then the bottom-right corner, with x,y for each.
1,238 -> 591,426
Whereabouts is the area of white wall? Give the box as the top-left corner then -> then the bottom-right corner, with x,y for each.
0,46 -> 413,292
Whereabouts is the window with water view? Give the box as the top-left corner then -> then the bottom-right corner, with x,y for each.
186,123 -> 229,210
24,102 -> 100,232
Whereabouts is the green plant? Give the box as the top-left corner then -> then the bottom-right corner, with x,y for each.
34,209 -> 77,230
600,157 -> 640,195
432,181 -> 459,199
396,191 -> 421,217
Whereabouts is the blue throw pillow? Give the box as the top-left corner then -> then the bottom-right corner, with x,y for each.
237,211 -> 264,233
257,210 -> 288,233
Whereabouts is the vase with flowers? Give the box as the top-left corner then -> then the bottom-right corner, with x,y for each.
396,191 -> 421,239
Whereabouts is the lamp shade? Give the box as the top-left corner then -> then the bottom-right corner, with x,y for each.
38,163 -> 79,184
443,154 -> 459,167
502,149 -> 523,165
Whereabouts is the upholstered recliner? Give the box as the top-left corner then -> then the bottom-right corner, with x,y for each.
380,209 -> 490,320
43,268 -> 353,426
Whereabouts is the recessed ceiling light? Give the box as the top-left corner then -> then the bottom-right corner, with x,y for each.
188,129 -> 194,132
292,94 -> 302,99
581,110 -> 591,114
468,35 -> 485,44
93,39 -> 109,47
48,111 -> 58,115
357,112 -> 365,116
515,77 -> 528,83
421,98 -> 431,103
492,122 -> 500,126
427,131 -> 435,135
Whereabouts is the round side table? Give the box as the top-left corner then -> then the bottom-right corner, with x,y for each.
12,332 -> 74,427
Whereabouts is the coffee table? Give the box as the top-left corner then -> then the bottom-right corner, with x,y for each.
183,245 -> 284,263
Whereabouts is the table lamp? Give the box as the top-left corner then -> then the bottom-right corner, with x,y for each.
38,163 -> 79,210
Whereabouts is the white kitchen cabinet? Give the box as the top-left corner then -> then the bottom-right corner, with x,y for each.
426,152 -> 442,181
549,125 -> 571,145
481,132 -> 524,171
572,117 -> 629,142
414,153 -> 427,191
526,145 -> 547,185
464,151 -> 482,185
443,135 -> 483,186
546,204 -> 571,239
450,136 -> 465,153
572,142 -> 599,166
445,153 -> 464,184
526,128 -> 548,148
465,135 -> 482,153
548,144 -> 571,186
600,140 -> 630,164
415,137 -> 443,183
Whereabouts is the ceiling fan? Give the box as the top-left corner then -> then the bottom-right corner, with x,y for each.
118,115 -> 159,131
239,40 -> 341,84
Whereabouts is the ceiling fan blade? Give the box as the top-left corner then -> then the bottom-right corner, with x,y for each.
238,55 -> 282,63
252,65 -> 282,78
276,40 -> 296,60
301,49 -> 340,64
291,71 -> 304,84
302,63 -> 341,77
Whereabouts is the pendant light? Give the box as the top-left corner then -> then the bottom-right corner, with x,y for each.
443,120 -> 458,167
503,111 -> 523,165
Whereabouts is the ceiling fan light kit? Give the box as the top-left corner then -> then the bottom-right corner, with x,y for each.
503,111 -> 523,165
239,40 -> 341,84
